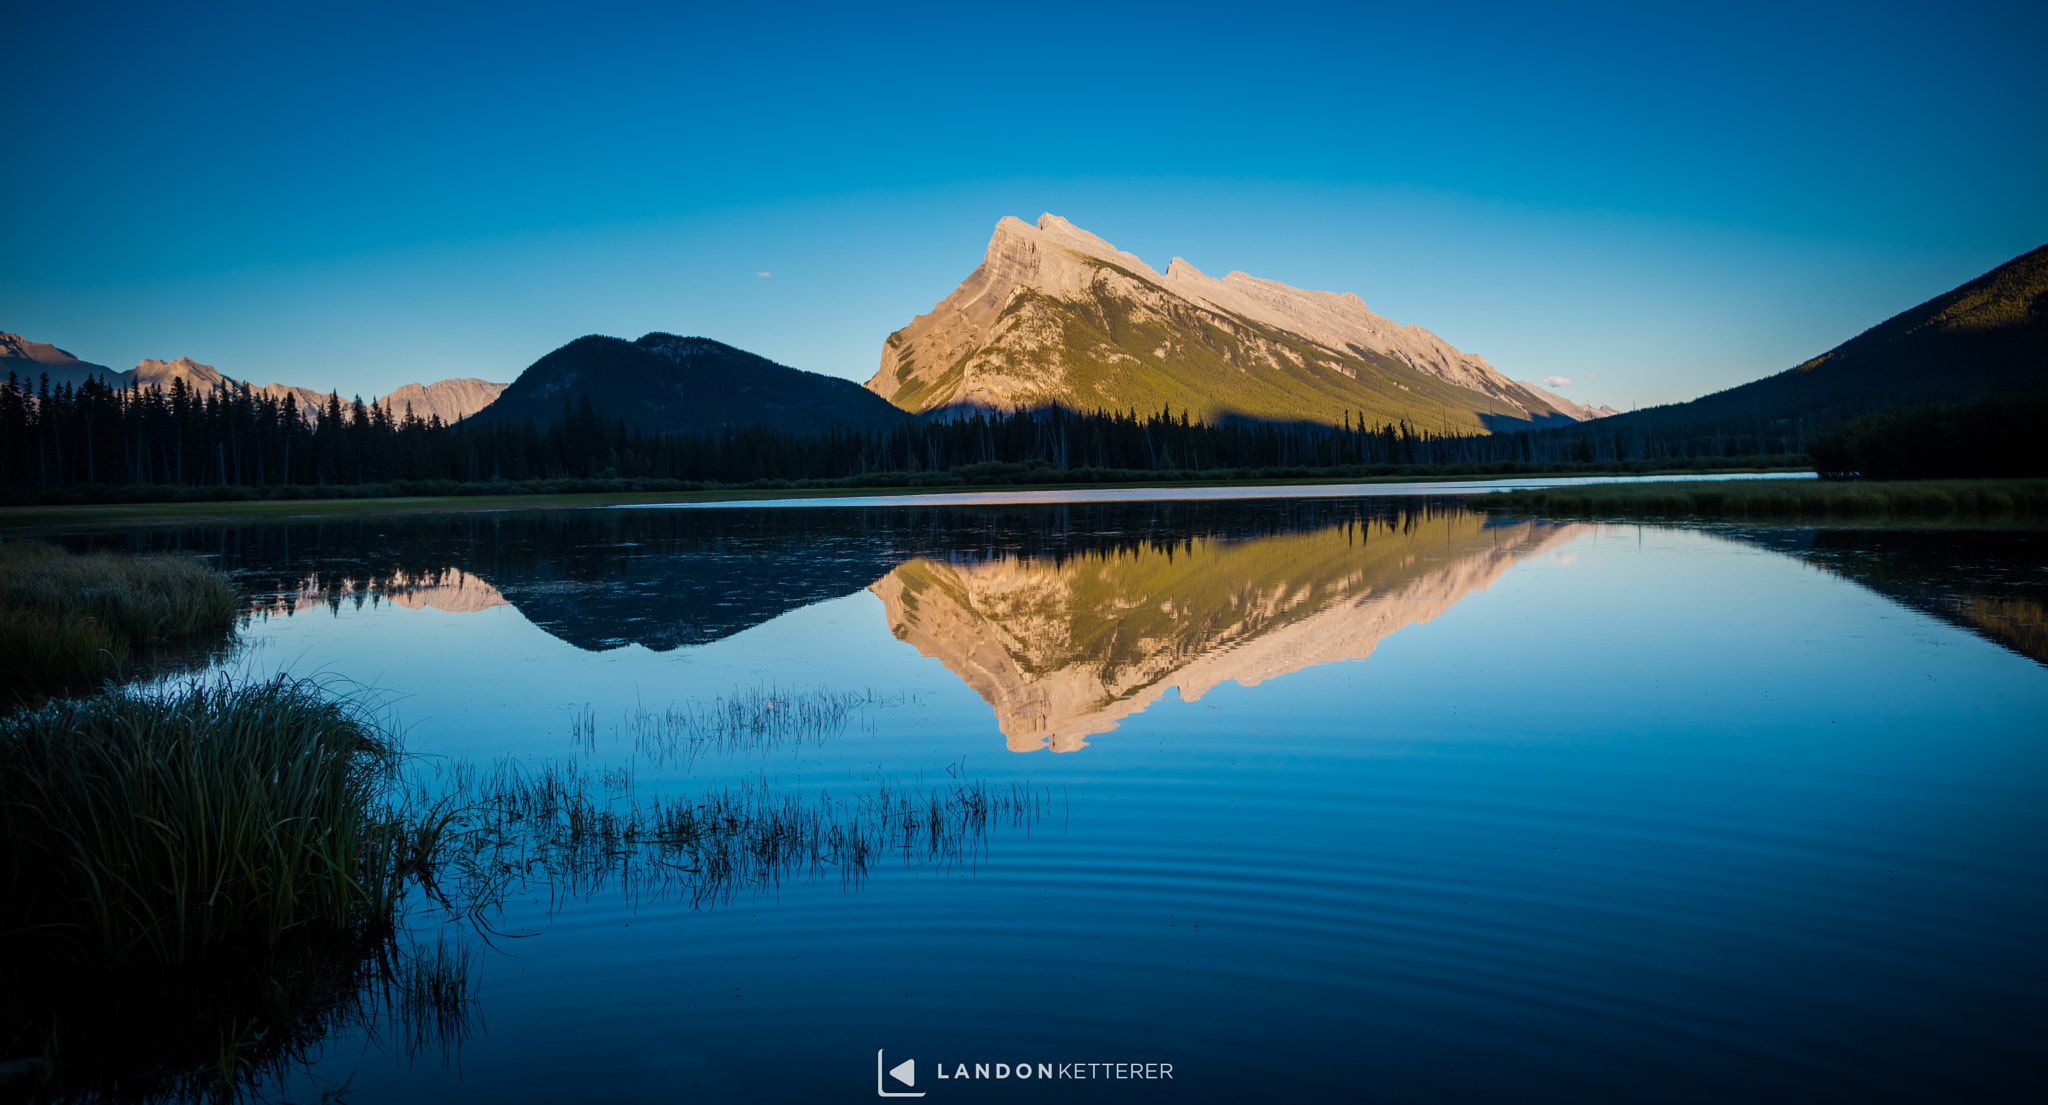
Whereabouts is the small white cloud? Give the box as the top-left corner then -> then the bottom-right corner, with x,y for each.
1585,372 -> 1598,380
756,272 -> 772,279
1542,376 -> 1572,388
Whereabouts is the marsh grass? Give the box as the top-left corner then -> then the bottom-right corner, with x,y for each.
0,676 -> 1041,1100
627,685 -> 871,766
0,541 -> 239,704
0,677 -> 405,968
0,677 -> 478,1100
419,755 -> 1050,913
1474,478 -> 2048,522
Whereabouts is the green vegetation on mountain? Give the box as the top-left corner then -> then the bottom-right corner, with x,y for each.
1004,275 -> 1534,431
889,256 -> 1556,432
872,213 -> 1571,432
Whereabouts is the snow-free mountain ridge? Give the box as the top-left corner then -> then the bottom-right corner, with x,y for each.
867,214 -> 1606,430
1,332 -> 506,424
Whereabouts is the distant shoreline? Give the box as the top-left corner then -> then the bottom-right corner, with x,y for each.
641,472 -> 1815,512
0,467 -> 1811,533
1473,477 -> 2048,523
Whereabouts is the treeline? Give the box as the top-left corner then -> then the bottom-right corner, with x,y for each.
1807,394 -> 2048,479
2,370 -> 1807,500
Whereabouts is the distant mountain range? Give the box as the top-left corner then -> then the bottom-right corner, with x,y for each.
0,332 -> 506,424
1606,242 -> 2047,429
22,229 -> 2038,445
469,333 -> 910,434
865,214 -> 1599,430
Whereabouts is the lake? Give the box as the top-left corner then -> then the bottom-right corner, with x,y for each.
52,494 -> 2048,1102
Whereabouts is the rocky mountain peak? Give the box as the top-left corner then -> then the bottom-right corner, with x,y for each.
870,213 -> 1578,427
133,356 -> 230,389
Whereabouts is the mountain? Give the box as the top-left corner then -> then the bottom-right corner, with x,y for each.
1611,242 -> 2048,428
866,214 -> 1573,431
374,378 -> 507,424
2,332 -> 506,422
130,355 -> 243,393
1516,379 -> 1618,421
1,333 -> 119,389
471,332 -> 911,434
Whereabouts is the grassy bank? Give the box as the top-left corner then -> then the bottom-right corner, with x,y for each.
1473,478 -> 2048,522
0,542 -> 239,703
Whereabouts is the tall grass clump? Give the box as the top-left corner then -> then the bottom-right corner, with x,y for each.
0,677 -> 402,968
0,677 -> 454,1098
0,540 -> 239,704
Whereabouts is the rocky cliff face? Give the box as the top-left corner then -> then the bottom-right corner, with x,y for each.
872,513 -> 1581,752
375,378 -> 508,424
867,214 -> 1571,431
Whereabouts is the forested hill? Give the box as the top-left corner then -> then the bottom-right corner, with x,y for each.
1610,242 -> 2048,430
470,333 -> 911,435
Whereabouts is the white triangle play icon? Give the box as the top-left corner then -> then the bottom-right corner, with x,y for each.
889,1058 -> 916,1087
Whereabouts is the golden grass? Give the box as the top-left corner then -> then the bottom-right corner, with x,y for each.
0,541 -> 239,703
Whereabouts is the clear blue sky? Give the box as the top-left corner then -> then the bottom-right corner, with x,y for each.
4,0 -> 2043,410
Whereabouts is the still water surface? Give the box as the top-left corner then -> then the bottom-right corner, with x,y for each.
79,498 -> 2048,1101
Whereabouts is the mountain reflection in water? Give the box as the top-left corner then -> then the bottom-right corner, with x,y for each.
876,513 -> 1576,751
92,500 -> 1583,752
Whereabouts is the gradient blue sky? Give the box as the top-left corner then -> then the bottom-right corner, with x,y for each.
4,0 -> 2043,410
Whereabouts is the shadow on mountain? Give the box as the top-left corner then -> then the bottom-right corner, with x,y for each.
1479,410 -> 1581,432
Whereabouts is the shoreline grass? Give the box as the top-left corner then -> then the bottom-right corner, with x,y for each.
0,677 -> 441,1100
1,676 -> 1047,1097
0,678 -> 403,970
0,542 -> 239,704
1472,478 -> 2048,523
